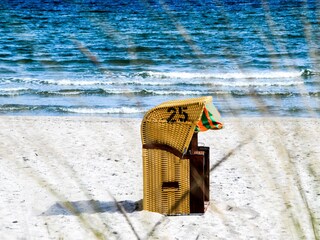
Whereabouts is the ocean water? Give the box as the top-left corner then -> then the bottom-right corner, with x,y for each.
0,0 -> 319,118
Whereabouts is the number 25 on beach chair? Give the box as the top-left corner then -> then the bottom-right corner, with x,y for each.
141,96 -> 223,215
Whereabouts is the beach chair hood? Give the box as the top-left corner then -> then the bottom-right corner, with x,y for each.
141,96 -> 223,157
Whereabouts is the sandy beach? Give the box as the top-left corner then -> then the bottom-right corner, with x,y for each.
0,116 -> 319,239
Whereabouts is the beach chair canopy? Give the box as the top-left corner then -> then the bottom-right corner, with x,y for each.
141,96 -> 223,158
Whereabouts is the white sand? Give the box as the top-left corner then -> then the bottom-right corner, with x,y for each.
0,116 -> 319,240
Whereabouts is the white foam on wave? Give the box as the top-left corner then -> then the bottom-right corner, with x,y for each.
207,80 -> 304,87
4,77 -> 306,88
3,70 -> 305,90
53,91 -> 83,95
43,79 -> 106,86
148,90 -> 204,95
44,79 -> 173,87
0,87 -> 29,92
61,106 -> 146,114
144,70 -> 302,79
4,77 -> 108,86
0,87 -> 30,96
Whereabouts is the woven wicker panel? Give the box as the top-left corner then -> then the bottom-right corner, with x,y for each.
142,149 -> 162,212
161,154 -> 190,215
143,148 -> 190,214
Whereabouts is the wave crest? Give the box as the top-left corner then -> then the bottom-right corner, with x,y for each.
139,70 -> 302,79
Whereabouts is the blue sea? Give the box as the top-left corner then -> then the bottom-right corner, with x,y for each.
0,0 -> 319,118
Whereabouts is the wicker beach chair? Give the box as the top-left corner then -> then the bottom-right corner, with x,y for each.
141,96 -> 223,215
